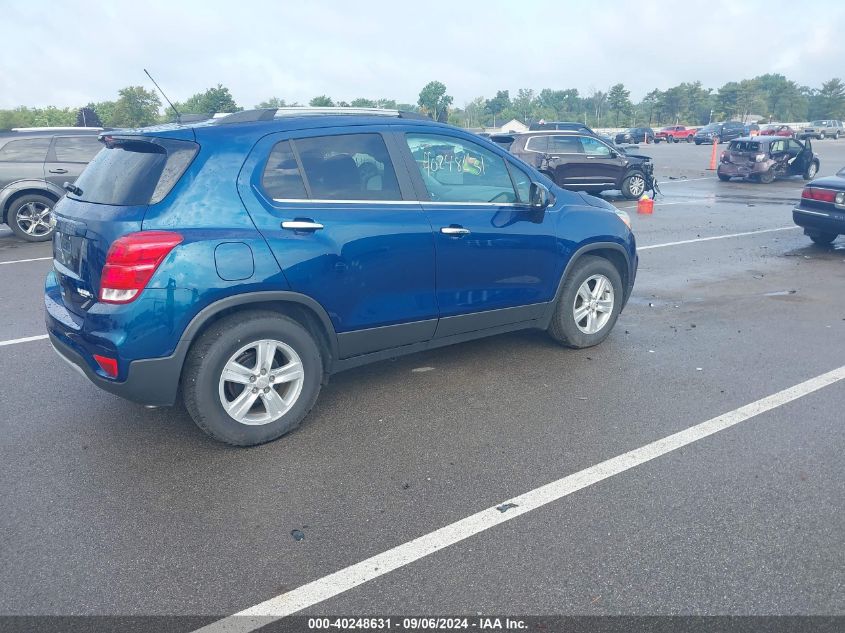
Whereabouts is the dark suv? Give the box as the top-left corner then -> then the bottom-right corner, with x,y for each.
45,108 -> 637,446
0,128 -> 103,241
693,121 -> 744,145
507,130 -> 655,199
614,127 -> 655,145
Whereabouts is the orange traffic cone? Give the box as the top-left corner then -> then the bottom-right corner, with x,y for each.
637,194 -> 653,214
707,137 -> 718,170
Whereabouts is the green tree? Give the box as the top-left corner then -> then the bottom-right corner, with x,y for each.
179,84 -> 240,114
418,81 -> 453,122
512,88 -> 536,123
255,97 -> 287,108
350,98 -> 376,108
89,101 -> 117,126
463,96 -> 487,128
309,95 -> 334,107
607,83 -> 632,126
109,86 -> 162,127
376,98 -> 398,110
485,90 -> 510,127
810,78 -> 845,118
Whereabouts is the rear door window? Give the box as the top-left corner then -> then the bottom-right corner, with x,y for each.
53,136 -> 103,163
548,135 -> 582,153
0,138 -> 50,162
294,133 -> 401,201
68,137 -> 198,206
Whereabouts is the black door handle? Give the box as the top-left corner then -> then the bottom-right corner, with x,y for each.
49,168 -> 68,174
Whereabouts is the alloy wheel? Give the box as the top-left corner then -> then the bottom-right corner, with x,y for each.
573,274 -> 615,334
628,174 -> 646,197
15,202 -> 54,237
218,339 -> 305,425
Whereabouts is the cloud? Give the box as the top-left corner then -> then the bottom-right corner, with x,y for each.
1,0 -> 843,110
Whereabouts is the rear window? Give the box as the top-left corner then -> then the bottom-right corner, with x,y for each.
729,141 -> 760,152
0,138 -> 50,162
69,137 -> 198,206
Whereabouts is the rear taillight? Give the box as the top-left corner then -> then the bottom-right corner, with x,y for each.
99,231 -> 183,304
93,354 -> 119,378
801,187 -> 837,203
754,153 -> 765,162
720,151 -> 728,162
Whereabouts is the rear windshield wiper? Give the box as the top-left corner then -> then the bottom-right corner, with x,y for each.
63,182 -> 83,196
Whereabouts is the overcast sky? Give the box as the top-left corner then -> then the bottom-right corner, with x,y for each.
3,0 -> 843,110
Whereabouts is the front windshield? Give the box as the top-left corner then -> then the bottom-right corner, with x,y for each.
811,121 -> 827,126
700,124 -> 718,132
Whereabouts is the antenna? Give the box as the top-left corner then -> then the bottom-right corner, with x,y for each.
144,68 -> 181,124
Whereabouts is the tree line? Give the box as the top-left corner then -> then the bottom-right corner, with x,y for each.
2,75 -> 843,131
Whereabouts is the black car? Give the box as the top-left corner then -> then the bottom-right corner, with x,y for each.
694,121 -> 744,145
508,130 -> 654,199
0,127 -> 103,241
793,166 -> 845,245
614,127 -> 655,145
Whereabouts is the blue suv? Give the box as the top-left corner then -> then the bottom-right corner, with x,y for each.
45,108 -> 637,446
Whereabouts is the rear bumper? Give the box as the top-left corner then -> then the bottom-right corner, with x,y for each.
793,206 -> 845,235
45,270 -> 185,406
49,332 -> 183,406
718,162 -> 763,178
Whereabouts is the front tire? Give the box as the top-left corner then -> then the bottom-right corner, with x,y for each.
621,171 -> 647,199
7,194 -> 56,242
759,167 -> 775,184
182,311 -> 323,446
548,256 -> 623,349
819,132 -> 825,140
718,172 -> 731,181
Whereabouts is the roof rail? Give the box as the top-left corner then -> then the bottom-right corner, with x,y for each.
10,126 -> 104,132
213,107 -> 431,125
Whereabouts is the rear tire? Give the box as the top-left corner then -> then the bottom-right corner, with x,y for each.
809,233 -> 837,246
182,311 -> 323,446
803,161 -> 819,180
686,135 -> 694,143
548,256 -> 623,349
7,194 -> 56,242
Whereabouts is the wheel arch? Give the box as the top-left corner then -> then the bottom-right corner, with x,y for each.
180,292 -> 339,378
1,181 -> 63,222
543,241 -> 633,328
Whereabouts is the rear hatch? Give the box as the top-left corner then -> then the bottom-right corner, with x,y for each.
725,140 -> 761,165
52,132 -> 198,316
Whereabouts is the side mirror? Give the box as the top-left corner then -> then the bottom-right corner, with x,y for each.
609,150 -> 619,159
530,181 -> 553,209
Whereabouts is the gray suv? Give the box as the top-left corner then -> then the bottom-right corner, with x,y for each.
798,120 -> 843,141
0,128 -> 102,241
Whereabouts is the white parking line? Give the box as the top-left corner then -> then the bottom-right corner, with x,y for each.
0,256 -> 52,266
193,364 -> 845,633
639,226 -> 800,250
658,176 -> 713,184
0,334 -> 49,347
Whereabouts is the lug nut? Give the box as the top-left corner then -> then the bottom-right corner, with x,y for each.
269,375 -> 275,383
249,376 -> 256,383
263,387 -> 270,393
260,368 -> 267,375
252,388 -> 258,394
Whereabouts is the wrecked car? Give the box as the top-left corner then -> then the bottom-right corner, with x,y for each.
717,136 -> 819,184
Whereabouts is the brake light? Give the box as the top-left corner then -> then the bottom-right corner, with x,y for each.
99,231 -> 183,304
720,151 -> 728,162
93,354 -> 118,378
801,187 -> 836,203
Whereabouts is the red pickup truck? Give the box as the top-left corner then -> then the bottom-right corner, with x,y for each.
654,126 -> 698,143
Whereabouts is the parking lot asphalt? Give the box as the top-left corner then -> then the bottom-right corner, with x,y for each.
1,140 -> 844,627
